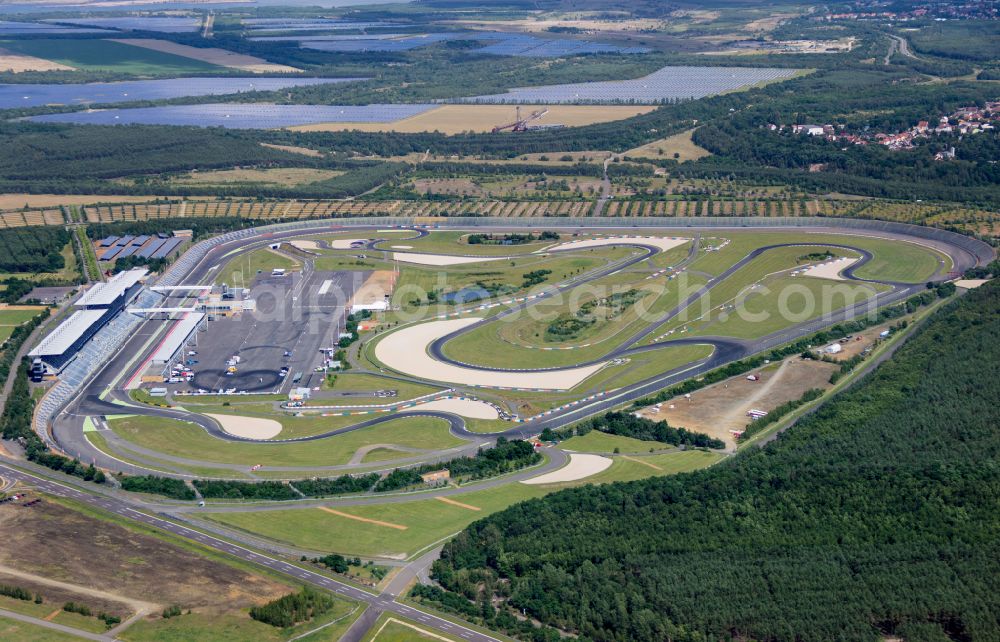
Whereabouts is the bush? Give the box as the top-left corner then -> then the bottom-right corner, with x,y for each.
249,589 -> 334,628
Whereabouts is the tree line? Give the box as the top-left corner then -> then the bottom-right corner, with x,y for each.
541,411 -> 725,450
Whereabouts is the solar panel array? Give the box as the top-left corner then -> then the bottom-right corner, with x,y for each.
454,65 -> 800,104
151,237 -> 183,259
0,20 -> 108,34
274,30 -> 648,57
44,16 -> 202,33
31,103 -> 438,129
242,18 -> 395,32
0,77 -> 352,109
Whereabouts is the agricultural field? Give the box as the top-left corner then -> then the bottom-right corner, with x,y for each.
151,168 -> 345,189
290,104 -> 656,134
624,128 -> 712,161
0,39 -> 224,75
111,39 -> 302,73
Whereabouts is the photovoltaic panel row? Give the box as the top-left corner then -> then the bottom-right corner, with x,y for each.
454,65 -> 799,104
268,30 -> 648,57
0,77 -> 354,110
117,245 -> 140,259
0,20 -> 109,34
136,238 -> 167,259
151,238 -> 183,259
44,17 -> 202,33
30,103 -> 439,129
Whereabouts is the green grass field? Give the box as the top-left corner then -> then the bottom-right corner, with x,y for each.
0,39 -> 223,75
203,449 -> 720,558
554,450 -> 724,487
681,276 -> 884,340
376,230 -> 553,256
391,250 -> 630,311
0,615 -> 86,642
121,599 -> 358,642
0,308 -> 45,325
215,249 -> 300,287
689,232 -> 945,283
363,615 -> 459,642
107,414 -> 466,468
559,430 -> 671,453
440,272 -> 708,368
321,373 -> 444,404
0,594 -> 113,635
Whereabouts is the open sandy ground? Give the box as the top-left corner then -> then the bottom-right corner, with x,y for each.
112,39 -> 301,73
206,414 -> 282,440
350,270 -> 396,307
374,317 -> 606,389
392,245 -> 413,249
523,453 -> 612,484
415,398 -> 499,419
392,252 -> 507,266
543,235 -> 690,254
329,238 -> 368,249
0,193 -> 195,210
639,357 -> 837,448
290,239 -> 320,250
289,104 -> 656,134
260,142 -> 324,157
954,279 -> 989,289
0,48 -> 74,72
800,256 -> 859,281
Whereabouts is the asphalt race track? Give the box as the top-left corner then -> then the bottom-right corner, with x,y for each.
49,221 -> 991,478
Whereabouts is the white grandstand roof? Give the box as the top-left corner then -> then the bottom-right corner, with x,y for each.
76,268 -> 148,307
28,309 -> 107,357
151,312 -> 205,363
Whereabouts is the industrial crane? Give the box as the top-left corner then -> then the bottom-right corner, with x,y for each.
491,106 -> 549,133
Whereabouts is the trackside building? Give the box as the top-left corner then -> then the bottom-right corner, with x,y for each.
29,269 -> 148,371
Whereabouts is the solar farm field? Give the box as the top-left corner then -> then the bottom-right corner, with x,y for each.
0,77 -> 347,109
241,18 -> 394,32
455,65 -> 800,104
45,16 -> 202,33
291,31 -> 648,56
0,20 -> 108,35
0,39 -> 222,74
31,103 -> 439,128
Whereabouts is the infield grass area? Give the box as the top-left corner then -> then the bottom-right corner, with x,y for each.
107,415 -> 465,468
215,248 -> 300,286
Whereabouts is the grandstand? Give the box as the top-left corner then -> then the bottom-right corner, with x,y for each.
28,309 -> 108,371
75,269 -> 147,309
28,269 -> 148,372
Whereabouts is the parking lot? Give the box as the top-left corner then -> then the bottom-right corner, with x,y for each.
176,269 -> 359,394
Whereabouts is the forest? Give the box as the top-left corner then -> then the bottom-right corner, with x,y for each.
425,281 -> 1000,642
0,227 -> 71,273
